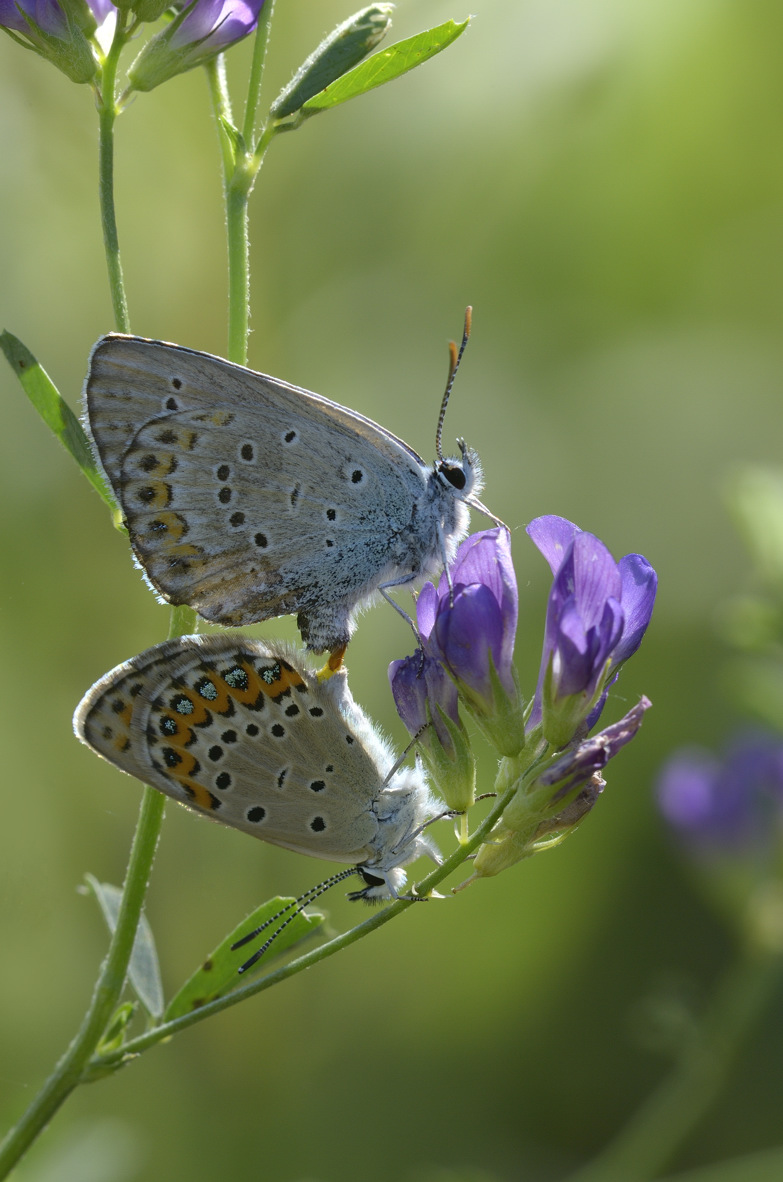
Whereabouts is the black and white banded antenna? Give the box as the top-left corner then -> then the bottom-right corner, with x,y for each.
435,305 -> 472,464
232,869 -> 359,974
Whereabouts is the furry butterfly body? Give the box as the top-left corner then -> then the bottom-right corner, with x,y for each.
74,635 -> 437,898
84,334 -> 486,653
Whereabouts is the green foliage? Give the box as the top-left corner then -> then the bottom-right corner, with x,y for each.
164,899 -> 324,1020
84,875 -> 164,1019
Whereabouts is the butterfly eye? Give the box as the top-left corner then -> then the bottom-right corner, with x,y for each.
438,461 -> 467,491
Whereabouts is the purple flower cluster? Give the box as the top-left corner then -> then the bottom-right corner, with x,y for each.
388,518 -> 656,863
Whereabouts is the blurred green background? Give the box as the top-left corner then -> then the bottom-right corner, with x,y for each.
3,1 -> 783,1179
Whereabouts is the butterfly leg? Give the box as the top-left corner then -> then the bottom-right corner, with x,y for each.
316,643 -> 347,682
378,575 -> 421,644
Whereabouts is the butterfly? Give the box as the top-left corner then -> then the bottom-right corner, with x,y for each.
74,635 -> 438,902
83,311 -> 494,657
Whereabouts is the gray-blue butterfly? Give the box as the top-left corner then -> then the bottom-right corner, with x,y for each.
83,311 -> 493,655
74,635 -> 438,903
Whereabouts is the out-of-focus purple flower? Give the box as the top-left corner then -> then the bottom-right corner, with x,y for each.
128,0 -> 265,91
389,652 -> 475,812
657,732 -> 783,854
1,0 -> 101,79
527,515 -> 657,748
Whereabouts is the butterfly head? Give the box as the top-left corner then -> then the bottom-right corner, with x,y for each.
435,438 -> 484,501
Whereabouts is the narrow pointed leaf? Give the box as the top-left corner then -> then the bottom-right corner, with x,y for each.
164,897 -> 324,1020
300,18 -> 469,113
1,331 -> 116,512
84,875 -> 165,1018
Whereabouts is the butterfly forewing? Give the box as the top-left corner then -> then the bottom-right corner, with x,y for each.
75,636 -> 391,862
84,335 -> 476,650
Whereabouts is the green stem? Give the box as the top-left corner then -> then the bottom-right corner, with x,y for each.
0,610 -> 195,1179
0,799 -> 165,1178
225,176 -> 251,365
85,784 -> 518,1072
97,29 -> 131,334
565,946 -> 783,1182
206,3 -> 275,364
242,0 -> 275,148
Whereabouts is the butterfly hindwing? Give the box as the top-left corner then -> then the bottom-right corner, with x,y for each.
74,636 -> 395,862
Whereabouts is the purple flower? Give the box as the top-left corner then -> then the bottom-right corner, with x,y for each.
171,0 -> 261,54
0,0 -> 103,79
389,652 -> 460,755
527,515 -> 657,747
424,527 -> 518,699
389,652 -> 475,813
0,0 -> 67,34
412,528 -> 524,757
537,695 -> 652,801
128,0 -> 265,91
657,732 -> 783,854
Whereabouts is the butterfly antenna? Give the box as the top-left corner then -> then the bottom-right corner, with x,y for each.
232,869 -> 358,974
435,306 -> 472,463
382,725 -> 428,785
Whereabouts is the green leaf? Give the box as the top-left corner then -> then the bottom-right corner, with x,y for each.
270,4 -> 393,119
164,897 -> 324,1021
84,875 -> 165,1019
300,18 -> 469,113
1,330 -> 116,513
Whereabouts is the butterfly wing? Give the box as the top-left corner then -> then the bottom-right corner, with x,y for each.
85,336 -> 445,648
74,636 -> 394,863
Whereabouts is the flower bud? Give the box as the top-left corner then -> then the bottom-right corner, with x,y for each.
472,698 -> 650,880
0,0 -> 97,81
128,0 -> 265,92
389,652 -> 476,812
270,4 -> 393,119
